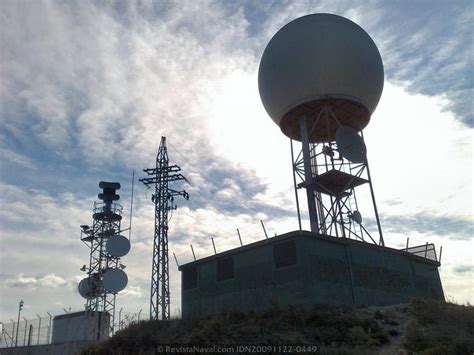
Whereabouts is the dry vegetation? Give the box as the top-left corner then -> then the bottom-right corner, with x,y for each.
83,299 -> 474,354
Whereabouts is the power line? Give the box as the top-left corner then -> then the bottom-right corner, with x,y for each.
167,139 -> 272,216
166,140 -> 215,185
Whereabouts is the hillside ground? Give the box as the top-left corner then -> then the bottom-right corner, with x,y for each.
84,299 -> 474,354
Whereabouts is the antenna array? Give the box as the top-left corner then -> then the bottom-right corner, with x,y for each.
78,182 -> 130,338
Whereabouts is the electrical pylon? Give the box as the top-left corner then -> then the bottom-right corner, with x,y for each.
139,136 -> 189,320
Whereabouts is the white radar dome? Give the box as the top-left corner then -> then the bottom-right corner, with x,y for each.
258,13 -> 384,142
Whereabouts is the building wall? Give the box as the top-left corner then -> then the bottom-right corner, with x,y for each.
0,341 -> 92,355
180,232 -> 444,318
52,311 -> 110,344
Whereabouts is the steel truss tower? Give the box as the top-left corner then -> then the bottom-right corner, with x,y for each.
140,136 -> 189,320
291,105 -> 385,246
80,182 -> 123,338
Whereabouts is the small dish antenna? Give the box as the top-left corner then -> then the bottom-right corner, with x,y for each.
335,126 -> 367,163
350,210 -> 363,224
78,276 -> 101,299
78,277 -> 91,298
106,235 -> 131,258
102,268 -> 128,293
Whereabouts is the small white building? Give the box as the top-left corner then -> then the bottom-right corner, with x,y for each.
52,311 -> 110,344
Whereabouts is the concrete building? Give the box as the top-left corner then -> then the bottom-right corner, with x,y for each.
52,311 -> 110,344
179,231 -> 443,318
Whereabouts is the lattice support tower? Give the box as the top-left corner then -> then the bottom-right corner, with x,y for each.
290,105 -> 384,246
140,136 -> 189,320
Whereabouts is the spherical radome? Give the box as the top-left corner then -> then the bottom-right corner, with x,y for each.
258,13 -> 384,142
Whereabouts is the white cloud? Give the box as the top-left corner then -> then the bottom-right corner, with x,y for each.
0,0 -> 256,168
6,274 -> 38,288
5,274 -> 69,289
120,286 -> 142,299
37,275 -> 68,288
364,81 -> 472,218
0,148 -> 37,170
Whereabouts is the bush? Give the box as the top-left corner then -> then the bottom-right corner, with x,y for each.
405,299 -> 474,354
349,326 -> 369,345
82,300 -> 472,354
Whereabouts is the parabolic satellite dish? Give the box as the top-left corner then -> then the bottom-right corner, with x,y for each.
78,276 -> 101,299
102,268 -> 128,293
335,126 -> 367,163
106,235 -> 131,258
351,210 -> 363,224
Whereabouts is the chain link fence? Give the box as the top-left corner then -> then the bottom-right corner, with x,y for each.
405,243 -> 439,262
115,310 -> 149,332
0,310 -> 150,349
1,314 -> 53,348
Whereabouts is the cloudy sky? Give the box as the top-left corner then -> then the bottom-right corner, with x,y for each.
0,0 -> 472,322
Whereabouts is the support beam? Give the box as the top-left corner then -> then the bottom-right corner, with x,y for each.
290,139 -> 302,231
299,116 -> 319,233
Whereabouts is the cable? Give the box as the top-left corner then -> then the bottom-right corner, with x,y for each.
150,138 -> 293,260
167,140 -> 220,188
167,139 -> 278,216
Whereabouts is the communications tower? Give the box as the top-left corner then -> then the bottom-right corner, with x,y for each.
78,182 -> 130,338
140,136 -> 189,320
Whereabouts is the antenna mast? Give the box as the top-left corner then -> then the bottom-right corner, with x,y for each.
140,136 -> 189,320
79,182 -> 130,339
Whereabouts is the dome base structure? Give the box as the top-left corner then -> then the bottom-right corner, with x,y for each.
280,96 -> 370,143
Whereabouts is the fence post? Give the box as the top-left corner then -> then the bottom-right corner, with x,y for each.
190,245 -> 196,261
46,312 -> 52,344
10,320 -> 15,348
36,314 -> 41,345
237,228 -> 243,246
27,324 -> 33,347
118,308 -> 123,331
260,220 -> 268,239
22,317 -> 28,347
173,253 -> 180,268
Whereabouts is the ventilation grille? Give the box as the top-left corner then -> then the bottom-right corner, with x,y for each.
217,257 -> 234,281
273,240 -> 297,268
183,267 -> 198,290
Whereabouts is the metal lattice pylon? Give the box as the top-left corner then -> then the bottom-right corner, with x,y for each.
140,136 -> 189,320
290,105 -> 384,246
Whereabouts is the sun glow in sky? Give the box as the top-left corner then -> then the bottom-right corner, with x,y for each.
0,0 -> 472,321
